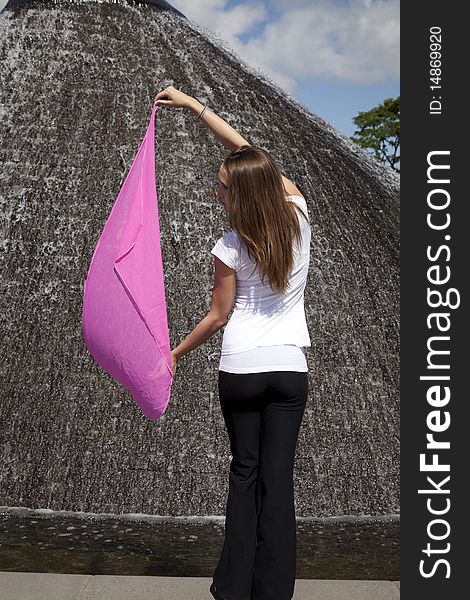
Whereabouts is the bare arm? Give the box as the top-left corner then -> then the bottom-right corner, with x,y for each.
154,86 -> 304,195
155,86 -> 249,151
281,175 -> 305,198
186,99 -> 303,195
187,98 -> 250,152
171,257 -> 236,373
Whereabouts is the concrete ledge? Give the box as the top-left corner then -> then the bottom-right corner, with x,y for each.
0,572 -> 400,599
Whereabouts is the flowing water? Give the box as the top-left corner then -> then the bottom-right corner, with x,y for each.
0,507 -> 399,580
0,0 -> 399,523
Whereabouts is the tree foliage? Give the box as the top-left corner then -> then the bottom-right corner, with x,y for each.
351,97 -> 400,173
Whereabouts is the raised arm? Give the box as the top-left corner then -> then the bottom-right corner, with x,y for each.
154,86 -> 304,197
155,85 -> 249,151
154,85 -> 250,151
187,97 -> 250,151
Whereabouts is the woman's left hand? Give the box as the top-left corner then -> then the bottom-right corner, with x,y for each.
170,350 -> 178,377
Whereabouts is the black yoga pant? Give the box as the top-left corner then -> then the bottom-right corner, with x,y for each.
211,370 -> 308,600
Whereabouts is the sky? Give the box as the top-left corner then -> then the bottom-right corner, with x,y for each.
0,0 -> 399,137
169,0 -> 400,137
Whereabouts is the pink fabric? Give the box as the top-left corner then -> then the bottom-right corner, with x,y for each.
82,104 -> 173,420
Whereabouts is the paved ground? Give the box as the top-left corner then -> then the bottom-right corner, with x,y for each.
0,572 -> 400,599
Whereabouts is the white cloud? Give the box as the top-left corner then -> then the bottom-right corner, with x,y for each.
0,0 -> 398,93
171,0 -> 268,41
172,0 -> 399,91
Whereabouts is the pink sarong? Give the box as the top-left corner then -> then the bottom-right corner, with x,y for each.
82,103 -> 173,420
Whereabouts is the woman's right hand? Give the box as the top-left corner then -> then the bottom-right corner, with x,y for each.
154,85 -> 192,109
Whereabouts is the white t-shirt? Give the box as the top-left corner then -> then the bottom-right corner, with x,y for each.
210,195 -> 311,373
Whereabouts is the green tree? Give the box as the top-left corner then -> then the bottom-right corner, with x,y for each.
351,96 -> 400,173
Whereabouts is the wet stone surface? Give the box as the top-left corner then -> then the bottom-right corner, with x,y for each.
0,509 -> 399,580
0,0 -> 399,518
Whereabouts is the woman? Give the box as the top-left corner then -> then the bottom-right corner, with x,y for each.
154,86 -> 311,600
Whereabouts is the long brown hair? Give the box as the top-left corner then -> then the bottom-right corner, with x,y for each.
223,145 -> 302,295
